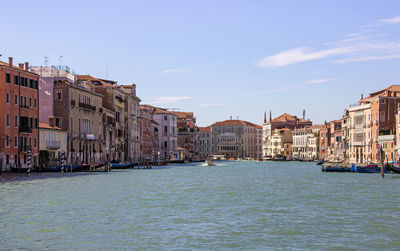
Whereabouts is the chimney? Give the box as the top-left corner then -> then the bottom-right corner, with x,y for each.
230,116 -> 232,120
18,63 -> 24,69
24,62 -> 29,71
49,116 -> 55,127
8,57 -> 13,67
361,94 -> 363,100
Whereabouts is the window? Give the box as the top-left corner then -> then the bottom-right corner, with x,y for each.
164,116 -> 167,120
15,95 -> 18,105
6,93 -> 9,104
29,98 -> 32,107
6,114 -> 9,127
164,141 -> 167,148
34,138 -> 37,148
14,136 -> 18,147
29,79 -> 34,88
41,132 -> 44,142
14,115 -> 18,127
5,73 -> 10,83
6,136 -> 9,147
55,118 -> 61,127
34,118 -> 38,129
14,75 -> 19,85
29,137 -> 32,147
34,80 -> 38,89
164,126 -> 168,133
34,98 -> 37,108
55,90 -> 62,100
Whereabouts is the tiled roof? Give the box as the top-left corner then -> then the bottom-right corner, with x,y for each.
364,84 -> 400,100
269,113 -> 311,123
141,105 -> 177,115
170,111 -> 194,119
199,126 -> 211,132
39,122 -> 63,130
77,75 -> 115,87
212,119 -> 262,128
0,61 -> 39,75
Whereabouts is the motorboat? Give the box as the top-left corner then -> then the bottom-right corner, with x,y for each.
204,157 -> 215,166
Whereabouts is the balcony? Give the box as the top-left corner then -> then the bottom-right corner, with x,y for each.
19,126 -> 32,133
46,140 -> 61,150
377,134 -> 395,143
71,100 -> 76,106
78,102 -> 96,112
20,104 -> 30,109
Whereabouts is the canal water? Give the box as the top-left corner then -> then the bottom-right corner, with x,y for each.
1,161 -> 400,250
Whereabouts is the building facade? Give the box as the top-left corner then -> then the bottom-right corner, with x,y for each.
39,118 -> 68,167
1,58 -> 39,171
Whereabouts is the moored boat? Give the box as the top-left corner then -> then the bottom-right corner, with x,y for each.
204,157 -> 215,166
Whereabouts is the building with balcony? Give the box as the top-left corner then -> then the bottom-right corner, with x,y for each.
270,128 -> 292,159
171,111 -> 199,161
198,126 -> 213,159
262,112 -> 312,158
211,119 -> 262,159
139,105 -> 159,161
39,118 -> 67,167
0,57 -> 39,171
141,105 -> 177,161
118,84 -> 141,163
53,80 -> 103,165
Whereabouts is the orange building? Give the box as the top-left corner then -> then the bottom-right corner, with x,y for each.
0,57 -> 39,171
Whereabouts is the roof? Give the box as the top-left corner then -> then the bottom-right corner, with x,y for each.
199,126 -> 211,132
170,111 -> 194,119
77,75 -> 115,87
39,122 -> 63,131
362,85 -> 400,101
0,61 -> 39,76
140,105 -> 177,115
212,119 -> 262,128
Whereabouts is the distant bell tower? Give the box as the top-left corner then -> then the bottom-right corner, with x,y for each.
264,112 -> 267,123
269,110 -> 272,122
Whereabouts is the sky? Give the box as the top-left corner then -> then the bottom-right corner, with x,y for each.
1,0 -> 400,126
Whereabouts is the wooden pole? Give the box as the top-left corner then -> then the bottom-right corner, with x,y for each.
380,146 -> 385,178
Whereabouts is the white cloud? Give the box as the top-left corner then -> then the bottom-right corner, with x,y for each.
306,78 -> 338,84
152,96 -> 193,104
161,68 -> 183,74
380,15 -> 400,24
334,54 -> 400,63
255,47 -> 354,67
199,103 -> 231,107
307,71 -> 321,74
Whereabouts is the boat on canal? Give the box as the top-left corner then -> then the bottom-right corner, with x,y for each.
203,157 -> 215,166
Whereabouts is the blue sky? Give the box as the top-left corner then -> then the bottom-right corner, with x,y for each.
2,0 -> 400,126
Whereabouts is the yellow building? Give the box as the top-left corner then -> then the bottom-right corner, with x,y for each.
39,119 -> 68,167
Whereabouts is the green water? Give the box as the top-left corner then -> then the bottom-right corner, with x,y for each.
1,161 -> 400,250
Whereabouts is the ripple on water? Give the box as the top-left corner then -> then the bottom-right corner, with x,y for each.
1,161 -> 400,250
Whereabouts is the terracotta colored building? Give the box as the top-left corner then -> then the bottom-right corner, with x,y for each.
0,57 -> 39,171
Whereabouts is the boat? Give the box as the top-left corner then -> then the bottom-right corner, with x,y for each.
322,163 -> 352,172
111,162 -> 138,169
204,157 -> 215,166
351,164 -> 388,173
385,162 -> 400,174
317,160 -> 324,165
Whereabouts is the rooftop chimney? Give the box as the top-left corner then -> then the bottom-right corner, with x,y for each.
361,94 -> 363,100
24,62 -> 29,71
18,63 -> 24,69
8,57 -> 13,67
49,116 -> 55,127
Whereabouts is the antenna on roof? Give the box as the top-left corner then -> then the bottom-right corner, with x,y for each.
302,109 -> 306,120
237,116 -> 239,120
44,56 -> 48,66
59,55 -> 63,66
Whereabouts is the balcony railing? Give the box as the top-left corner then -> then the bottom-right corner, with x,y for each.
377,135 -> 395,142
46,140 -> 61,150
19,126 -> 32,133
78,102 -> 96,112
20,104 -> 30,109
